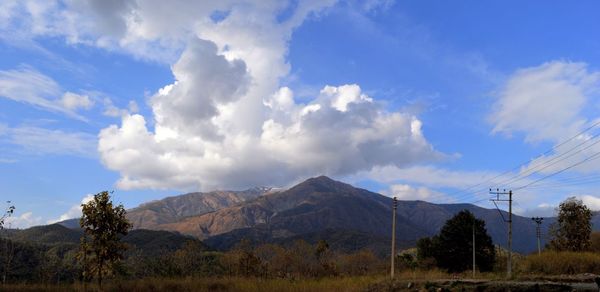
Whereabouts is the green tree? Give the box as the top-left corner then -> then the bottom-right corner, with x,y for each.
416,237 -> 436,261
78,191 -> 131,288
417,210 -> 495,273
549,197 -> 592,251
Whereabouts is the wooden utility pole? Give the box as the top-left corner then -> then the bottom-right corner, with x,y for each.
390,197 -> 397,279
472,223 -> 476,278
532,217 -> 544,255
490,188 -> 513,278
508,190 -> 512,278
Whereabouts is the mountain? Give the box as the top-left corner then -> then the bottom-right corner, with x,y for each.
151,176 -> 571,254
58,187 -> 273,230
157,176 -> 429,242
52,176 -> 597,255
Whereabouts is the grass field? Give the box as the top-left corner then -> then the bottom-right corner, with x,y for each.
4,270 -> 598,292
0,271 -> 456,292
4,256 -> 600,292
1,276 -> 382,292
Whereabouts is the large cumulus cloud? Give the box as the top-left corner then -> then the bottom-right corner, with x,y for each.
2,0 -> 443,191
99,81 -> 442,190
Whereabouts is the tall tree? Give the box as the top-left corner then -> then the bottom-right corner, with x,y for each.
549,197 -> 592,251
417,210 -> 495,273
79,191 -> 131,288
1,201 -> 15,284
0,201 -> 14,230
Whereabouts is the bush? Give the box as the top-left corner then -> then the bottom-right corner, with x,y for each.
520,251 -> 600,274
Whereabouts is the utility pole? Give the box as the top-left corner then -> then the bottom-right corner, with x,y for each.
490,188 -> 513,278
390,197 -> 397,279
531,217 -> 544,255
472,222 -> 476,278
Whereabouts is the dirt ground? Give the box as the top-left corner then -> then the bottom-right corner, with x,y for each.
367,275 -> 600,291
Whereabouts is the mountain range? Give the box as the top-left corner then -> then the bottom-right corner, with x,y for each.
54,176 -> 598,254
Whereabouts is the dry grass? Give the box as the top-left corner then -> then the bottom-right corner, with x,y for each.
0,271 -> 480,292
518,251 -> 600,275
7,266 -> 581,291
1,276 -> 383,292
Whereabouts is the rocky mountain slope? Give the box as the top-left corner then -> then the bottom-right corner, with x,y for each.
157,176 -> 429,241
127,187 -> 272,229
59,187 -> 273,230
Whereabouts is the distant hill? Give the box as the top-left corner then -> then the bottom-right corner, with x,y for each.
10,223 -> 82,245
4,224 -> 208,255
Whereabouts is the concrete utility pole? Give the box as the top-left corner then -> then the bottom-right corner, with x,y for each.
531,217 -> 544,255
490,188 -> 513,278
390,197 -> 397,279
472,223 -> 476,278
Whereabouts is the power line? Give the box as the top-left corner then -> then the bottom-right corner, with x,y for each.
515,151 -> 600,190
522,176 -> 600,190
393,121 -> 600,205
498,135 -> 600,188
429,120 -> 600,204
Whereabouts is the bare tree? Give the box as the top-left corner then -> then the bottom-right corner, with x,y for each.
0,201 -> 15,284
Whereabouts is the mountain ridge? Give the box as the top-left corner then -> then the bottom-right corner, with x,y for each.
54,175 -> 600,254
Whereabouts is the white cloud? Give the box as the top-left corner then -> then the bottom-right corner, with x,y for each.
320,84 -> 372,112
520,203 -> 557,218
60,91 -> 93,110
102,97 -> 137,117
490,61 -> 600,181
0,1 -> 337,63
360,165 -> 497,189
580,195 -> 600,211
0,66 -> 93,119
2,125 -> 97,157
5,211 -> 43,229
150,38 -> 249,140
490,61 -> 600,143
382,183 -> 452,202
519,195 -> 600,217
48,194 -> 94,224
99,84 -> 442,191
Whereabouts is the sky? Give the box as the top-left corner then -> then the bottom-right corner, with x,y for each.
2,0 -> 600,228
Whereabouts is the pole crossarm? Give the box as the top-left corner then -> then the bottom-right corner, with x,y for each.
531,217 -> 544,255
489,188 -> 513,278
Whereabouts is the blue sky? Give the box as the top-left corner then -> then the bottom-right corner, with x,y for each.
2,0 -> 600,227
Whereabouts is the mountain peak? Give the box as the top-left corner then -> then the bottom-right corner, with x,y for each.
290,175 -> 355,194
308,175 -> 336,183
